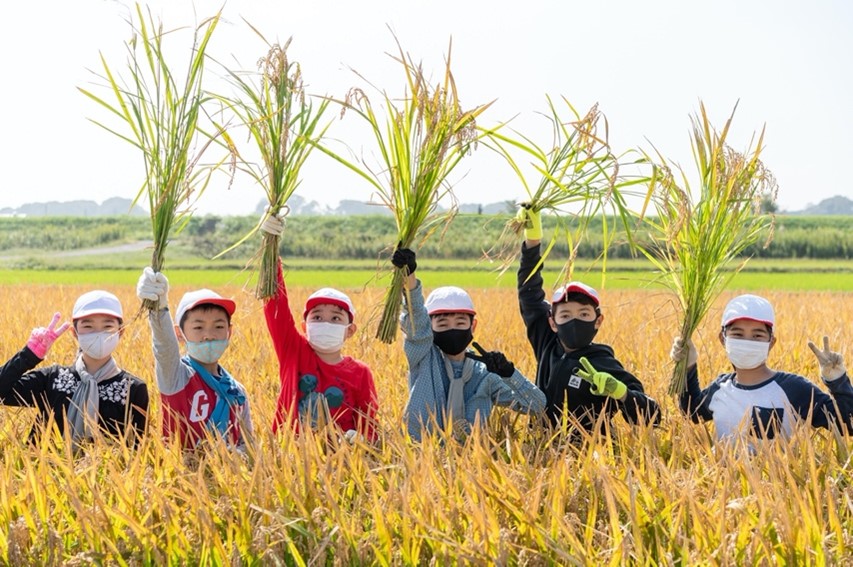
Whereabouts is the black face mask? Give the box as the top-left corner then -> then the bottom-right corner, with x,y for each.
433,328 -> 473,355
556,318 -> 598,350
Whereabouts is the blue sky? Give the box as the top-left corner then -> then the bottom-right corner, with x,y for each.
3,0 -> 851,214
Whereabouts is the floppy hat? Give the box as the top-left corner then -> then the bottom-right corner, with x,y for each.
303,288 -> 356,322
425,286 -> 476,315
176,289 -> 237,325
73,290 -> 123,320
551,281 -> 600,307
721,294 -> 775,328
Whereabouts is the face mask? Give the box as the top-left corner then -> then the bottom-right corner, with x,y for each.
77,331 -> 120,359
306,322 -> 349,353
725,337 -> 770,370
186,339 -> 229,364
556,318 -> 598,350
432,328 -> 473,356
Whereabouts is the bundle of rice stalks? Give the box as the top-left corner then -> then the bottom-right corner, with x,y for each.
213,34 -> 331,300
318,37 -> 492,343
484,96 -> 648,281
79,4 -> 224,310
639,102 -> 777,395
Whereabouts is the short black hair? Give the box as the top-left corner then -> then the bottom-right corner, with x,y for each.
179,304 -> 232,330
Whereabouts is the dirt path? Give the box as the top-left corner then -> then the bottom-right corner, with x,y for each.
0,240 -> 153,261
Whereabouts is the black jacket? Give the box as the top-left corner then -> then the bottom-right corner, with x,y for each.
0,345 -> 148,444
518,242 -> 660,432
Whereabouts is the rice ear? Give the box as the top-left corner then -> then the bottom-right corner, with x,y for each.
208,39 -> 331,300
639,102 -> 777,395
79,6 -> 225,310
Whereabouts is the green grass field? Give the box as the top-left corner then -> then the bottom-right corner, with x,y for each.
0,259 -> 850,291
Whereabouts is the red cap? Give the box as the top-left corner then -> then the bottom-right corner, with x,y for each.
551,281 -> 600,307
303,288 -> 355,322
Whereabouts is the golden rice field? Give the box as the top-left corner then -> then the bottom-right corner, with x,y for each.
0,283 -> 851,565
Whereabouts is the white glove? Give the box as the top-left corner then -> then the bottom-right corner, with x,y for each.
260,208 -> 285,237
343,429 -> 362,444
136,267 -> 169,309
670,336 -> 698,368
808,336 -> 846,381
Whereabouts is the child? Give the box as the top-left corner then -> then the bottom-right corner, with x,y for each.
673,294 -> 853,442
0,290 -> 148,447
515,206 -> 660,434
137,268 -> 253,451
260,214 -> 378,441
393,247 -> 545,441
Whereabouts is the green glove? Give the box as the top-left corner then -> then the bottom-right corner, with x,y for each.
577,357 -> 628,399
515,205 -> 543,241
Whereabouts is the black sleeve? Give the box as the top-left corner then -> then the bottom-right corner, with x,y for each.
604,362 -> 661,426
620,380 -> 661,426
0,346 -> 50,407
679,365 -> 717,423
824,373 -> 853,433
777,372 -> 853,433
517,242 -> 554,357
127,381 -> 150,446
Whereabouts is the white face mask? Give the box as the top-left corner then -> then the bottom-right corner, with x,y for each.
725,337 -> 770,370
77,331 -> 120,359
306,322 -> 349,353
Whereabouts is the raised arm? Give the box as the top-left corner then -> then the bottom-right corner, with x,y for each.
0,313 -> 70,406
806,336 -> 853,432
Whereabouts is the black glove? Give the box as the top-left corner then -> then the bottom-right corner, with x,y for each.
391,244 -> 417,274
466,341 -> 515,378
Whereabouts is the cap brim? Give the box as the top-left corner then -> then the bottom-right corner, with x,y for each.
185,298 -> 236,317
427,308 -> 476,315
303,298 -> 354,321
73,309 -> 123,320
552,286 -> 600,307
723,316 -> 774,328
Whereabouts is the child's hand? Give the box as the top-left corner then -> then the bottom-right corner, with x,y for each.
27,312 -> 71,359
391,244 -> 417,274
466,341 -> 515,378
260,207 -> 285,237
670,336 -> 698,367
808,336 -> 846,381
136,267 -> 169,309
576,356 -> 627,399
515,204 -> 542,242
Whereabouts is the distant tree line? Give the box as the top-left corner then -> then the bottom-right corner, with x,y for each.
1,214 -> 852,260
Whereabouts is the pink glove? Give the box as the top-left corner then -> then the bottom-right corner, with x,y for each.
26,313 -> 71,359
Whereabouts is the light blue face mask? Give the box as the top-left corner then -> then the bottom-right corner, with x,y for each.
186,339 -> 229,364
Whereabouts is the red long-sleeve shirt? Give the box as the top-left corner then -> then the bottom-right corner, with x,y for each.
265,265 -> 378,439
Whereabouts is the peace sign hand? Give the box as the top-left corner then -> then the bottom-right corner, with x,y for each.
26,312 -> 72,359
466,341 -> 515,378
576,356 -> 628,400
807,336 -> 846,381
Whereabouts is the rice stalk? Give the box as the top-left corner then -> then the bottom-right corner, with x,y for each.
211,32 -> 331,299
313,35 -> 492,343
638,101 -> 777,395
78,4 -> 225,310
483,96 -> 650,282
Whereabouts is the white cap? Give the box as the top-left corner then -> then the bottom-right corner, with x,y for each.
551,281 -> 600,307
425,286 -> 476,315
721,294 -> 775,328
73,290 -> 123,321
303,288 -> 355,322
176,289 -> 237,326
